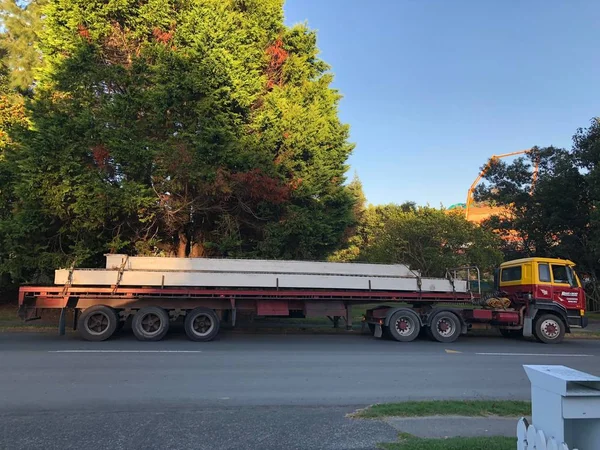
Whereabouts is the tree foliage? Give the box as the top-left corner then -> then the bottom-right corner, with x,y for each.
0,0 -> 355,284
0,0 -> 46,90
332,202 -> 502,277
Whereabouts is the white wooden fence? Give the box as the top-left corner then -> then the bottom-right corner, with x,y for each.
517,418 -> 578,450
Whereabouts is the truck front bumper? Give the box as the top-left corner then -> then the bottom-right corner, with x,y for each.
567,315 -> 588,329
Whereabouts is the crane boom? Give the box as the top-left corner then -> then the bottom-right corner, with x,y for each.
465,149 -> 533,220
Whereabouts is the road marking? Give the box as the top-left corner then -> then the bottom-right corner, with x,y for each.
476,352 -> 592,357
445,349 -> 462,354
49,350 -> 202,353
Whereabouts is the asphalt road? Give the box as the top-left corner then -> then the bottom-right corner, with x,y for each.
1,331 -> 599,449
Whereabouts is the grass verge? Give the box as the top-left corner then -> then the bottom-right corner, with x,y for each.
352,400 -> 531,419
380,433 -> 514,450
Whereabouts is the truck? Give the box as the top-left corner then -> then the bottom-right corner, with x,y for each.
17,255 -> 588,344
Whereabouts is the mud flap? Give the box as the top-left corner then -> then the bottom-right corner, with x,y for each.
374,324 -> 383,338
523,317 -> 533,337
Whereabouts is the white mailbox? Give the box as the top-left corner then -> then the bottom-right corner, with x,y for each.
524,365 -> 600,449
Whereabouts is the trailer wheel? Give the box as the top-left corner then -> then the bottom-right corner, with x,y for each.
132,307 -> 170,342
429,311 -> 461,343
388,310 -> 421,342
184,308 -> 220,342
534,314 -> 565,344
78,305 -> 119,342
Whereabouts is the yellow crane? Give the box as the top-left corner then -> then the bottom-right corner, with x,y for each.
465,149 -> 539,221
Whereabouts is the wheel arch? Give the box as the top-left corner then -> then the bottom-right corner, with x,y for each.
532,301 -> 570,332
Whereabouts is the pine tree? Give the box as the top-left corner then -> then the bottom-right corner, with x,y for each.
2,0 -> 354,280
0,0 -> 46,90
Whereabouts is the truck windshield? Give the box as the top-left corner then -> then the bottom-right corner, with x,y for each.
552,264 -> 577,287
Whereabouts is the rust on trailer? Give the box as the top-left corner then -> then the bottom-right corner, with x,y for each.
19,285 -> 476,308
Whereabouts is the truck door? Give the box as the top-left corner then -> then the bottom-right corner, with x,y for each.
535,262 -> 553,300
550,263 -> 580,308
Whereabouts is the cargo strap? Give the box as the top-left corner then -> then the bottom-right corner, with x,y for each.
112,255 -> 129,294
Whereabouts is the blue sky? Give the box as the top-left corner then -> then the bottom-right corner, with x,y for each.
284,0 -> 600,207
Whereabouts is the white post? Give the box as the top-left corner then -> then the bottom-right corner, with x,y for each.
523,365 -> 600,449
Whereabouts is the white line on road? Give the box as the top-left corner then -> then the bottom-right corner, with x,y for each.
476,352 -> 592,357
49,350 -> 202,353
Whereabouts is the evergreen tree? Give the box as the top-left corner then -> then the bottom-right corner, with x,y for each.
1,0 -> 354,281
0,0 -> 46,90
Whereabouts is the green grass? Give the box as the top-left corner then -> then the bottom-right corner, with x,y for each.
380,433 -> 515,450
0,304 -> 58,331
588,312 -> 600,320
353,400 -> 531,419
0,304 -> 18,322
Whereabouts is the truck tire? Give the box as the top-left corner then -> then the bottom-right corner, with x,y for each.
428,311 -> 461,343
387,310 -> 421,342
132,307 -> 170,341
78,305 -> 119,342
184,308 -> 220,342
534,314 -> 566,344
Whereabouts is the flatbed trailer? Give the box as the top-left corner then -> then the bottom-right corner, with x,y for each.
17,256 -> 588,344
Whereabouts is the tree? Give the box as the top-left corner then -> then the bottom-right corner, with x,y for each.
0,0 -> 46,90
328,172 -> 366,262
1,0 -> 355,282
359,206 -> 502,277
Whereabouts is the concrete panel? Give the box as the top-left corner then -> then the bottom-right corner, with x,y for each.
104,254 -> 418,277
56,269 -> 466,293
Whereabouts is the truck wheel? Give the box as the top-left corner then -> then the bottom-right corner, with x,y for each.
534,314 -> 565,344
388,310 -> 421,342
132,307 -> 170,341
78,305 -> 119,341
184,308 -> 220,342
429,311 -> 461,343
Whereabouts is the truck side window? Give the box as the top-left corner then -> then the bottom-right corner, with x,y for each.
551,265 -> 569,284
501,266 -> 522,282
538,263 -> 551,282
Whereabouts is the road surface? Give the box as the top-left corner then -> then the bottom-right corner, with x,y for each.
1,331 -> 599,449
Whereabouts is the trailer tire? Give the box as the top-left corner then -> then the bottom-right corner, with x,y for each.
428,311 -> 461,343
534,313 -> 565,344
132,307 -> 170,342
78,305 -> 119,342
184,308 -> 220,342
388,310 -> 421,342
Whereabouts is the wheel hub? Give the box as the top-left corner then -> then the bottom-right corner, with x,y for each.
437,319 -> 453,337
395,317 -> 412,335
541,319 -> 560,339
141,313 -> 162,334
86,313 -> 109,335
193,315 -> 214,335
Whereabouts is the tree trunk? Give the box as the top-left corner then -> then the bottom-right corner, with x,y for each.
177,230 -> 188,258
190,242 -> 205,258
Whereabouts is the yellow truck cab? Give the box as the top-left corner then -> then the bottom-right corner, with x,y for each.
497,257 -> 587,342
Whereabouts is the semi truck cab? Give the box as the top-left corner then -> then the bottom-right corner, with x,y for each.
498,257 -> 588,340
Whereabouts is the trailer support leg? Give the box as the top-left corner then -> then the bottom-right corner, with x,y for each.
58,308 -> 67,336
73,308 -> 79,331
333,316 -> 340,328
346,305 -> 353,330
